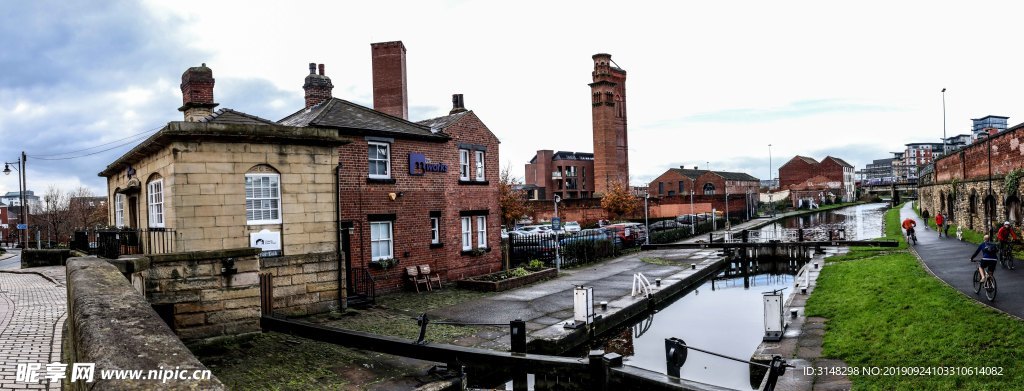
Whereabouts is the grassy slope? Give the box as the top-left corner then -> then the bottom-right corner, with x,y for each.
806,205 -> 1024,390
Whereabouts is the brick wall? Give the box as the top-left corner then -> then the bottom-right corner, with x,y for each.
339,111 -> 501,294
779,157 -> 817,189
143,248 -> 261,341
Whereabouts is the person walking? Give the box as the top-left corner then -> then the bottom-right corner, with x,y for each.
935,212 -> 945,238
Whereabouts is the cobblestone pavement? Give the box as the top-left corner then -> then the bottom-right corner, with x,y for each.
0,267 -> 67,390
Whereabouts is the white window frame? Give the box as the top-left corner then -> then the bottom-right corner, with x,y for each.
370,221 -> 394,261
475,150 -> 485,181
368,141 -> 391,179
114,193 -> 125,228
430,217 -> 440,244
245,173 -> 283,225
459,149 -> 470,181
476,216 -> 487,248
147,179 -> 165,228
461,217 -> 472,250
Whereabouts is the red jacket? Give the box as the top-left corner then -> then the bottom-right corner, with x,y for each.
935,214 -> 944,226
997,226 -> 1019,242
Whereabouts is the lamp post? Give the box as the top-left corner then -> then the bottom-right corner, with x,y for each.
643,192 -> 650,245
689,177 -> 696,235
725,185 -> 730,232
3,151 -> 28,249
768,144 -> 774,217
941,88 -> 947,155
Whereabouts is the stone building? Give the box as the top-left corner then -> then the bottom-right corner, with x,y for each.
523,150 -> 594,200
918,121 -> 1024,233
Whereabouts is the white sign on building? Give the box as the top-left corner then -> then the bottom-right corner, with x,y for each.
250,229 -> 282,258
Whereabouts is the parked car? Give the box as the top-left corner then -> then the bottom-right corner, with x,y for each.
604,222 -> 648,246
562,221 -> 582,234
648,220 -> 687,232
501,228 -> 509,239
519,224 -> 556,237
560,228 -> 620,246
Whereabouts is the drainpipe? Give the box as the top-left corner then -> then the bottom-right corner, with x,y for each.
336,163 -> 347,311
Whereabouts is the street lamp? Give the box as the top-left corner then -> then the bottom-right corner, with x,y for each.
768,144 -> 775,217
3,151 -> 28,249
941,88 -> 947,155
553,194 -> 561,273
980,133 -> 994,236
689,177 -> 696,235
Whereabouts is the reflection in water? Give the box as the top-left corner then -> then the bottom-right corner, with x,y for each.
758,203 -> 887,241
610,265 -> 797,390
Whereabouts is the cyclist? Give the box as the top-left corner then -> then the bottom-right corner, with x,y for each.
970,235 -> 999,283
901,217 -> 917,242
996,221 -> 1019,256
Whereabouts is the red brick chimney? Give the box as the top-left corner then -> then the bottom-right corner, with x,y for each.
178,63 -> 218,122
303,63 -> 334,108
371,41 -> 408,119
590,53 -> 629,194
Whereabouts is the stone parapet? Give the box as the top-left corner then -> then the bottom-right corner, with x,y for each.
260,251 -> 339,316
65,257 -> 225,390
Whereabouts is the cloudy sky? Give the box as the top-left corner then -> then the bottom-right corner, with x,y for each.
2,1 -> 1022,198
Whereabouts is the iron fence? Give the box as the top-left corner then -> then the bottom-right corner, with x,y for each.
72,228 -> 176,259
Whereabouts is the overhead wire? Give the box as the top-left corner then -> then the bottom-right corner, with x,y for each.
27,125 -> 162,161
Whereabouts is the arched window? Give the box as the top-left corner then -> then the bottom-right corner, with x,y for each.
703,183 -> 716,195
146,175 -> 165,228
246,165 -> 282,225
969,190 -> 978,215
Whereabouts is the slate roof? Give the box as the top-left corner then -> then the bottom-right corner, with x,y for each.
794,156 -> 819,165
824,156 -> 853,168
669,168 -> 759,181
417,111 -> 469,131
199,108 -> 278,126
280,98 -> 448,140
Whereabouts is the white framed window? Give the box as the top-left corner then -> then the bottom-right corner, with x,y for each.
475,150 -> 485,181
459,149 -> 470,181
370,221 -> 393,261
476,216 -> 487,248
147,179 -> 164,228
430,217 -> 440,244
245,173 -> 282,224
368,142 -> 391,179
461,217 -> 472,250
114,193 -> 125,227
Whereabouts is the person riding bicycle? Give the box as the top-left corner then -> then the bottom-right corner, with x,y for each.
996,221 -> 1019,254
971,235 -> 999,282
901,218 -> 917,239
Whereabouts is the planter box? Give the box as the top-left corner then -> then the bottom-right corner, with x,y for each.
457,268 -> 558,292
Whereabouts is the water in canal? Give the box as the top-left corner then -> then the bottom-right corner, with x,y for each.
758,202 -> 888,241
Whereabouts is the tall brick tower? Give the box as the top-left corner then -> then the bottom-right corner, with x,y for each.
371,41 -> 409,119
178,63 -> 218,122
590,53 -> 628,195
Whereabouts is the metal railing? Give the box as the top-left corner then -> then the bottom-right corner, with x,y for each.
72,228 -> 176,259
351,267 -> 376,305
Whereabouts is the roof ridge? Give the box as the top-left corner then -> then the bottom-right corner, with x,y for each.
329,98 -> 431,131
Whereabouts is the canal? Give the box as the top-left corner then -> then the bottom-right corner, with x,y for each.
590,203 -> 888,390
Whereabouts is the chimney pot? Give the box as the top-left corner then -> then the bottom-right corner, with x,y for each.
318,64 -> 325,76
303,63 -> 334,108
309,63 -> 316,75
450,93 -> 467,114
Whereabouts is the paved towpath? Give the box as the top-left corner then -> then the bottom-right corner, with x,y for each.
0,249 -> 67,390
901,203 -> 1024,317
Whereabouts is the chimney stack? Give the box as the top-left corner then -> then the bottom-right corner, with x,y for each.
303,62 -> 334,109
450,94 -> 467,114
178,63 -> 218,122
371,41 -> 408,119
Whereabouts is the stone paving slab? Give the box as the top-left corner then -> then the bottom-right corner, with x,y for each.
0,266 -> 67,391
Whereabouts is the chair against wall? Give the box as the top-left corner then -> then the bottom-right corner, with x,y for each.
419,264 -> 442,290
406,266 -> 430,293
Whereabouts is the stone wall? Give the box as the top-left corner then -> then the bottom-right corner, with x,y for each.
66,258 -> 225,390
260,252 -> 339,316
143,248 -> 262,341
21,249 -> 72,268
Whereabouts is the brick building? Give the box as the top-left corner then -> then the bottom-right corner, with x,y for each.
590,54 -> 629,194
645,167 -> 759,219
778,156 -> 855,202
523,150 -> 594,200
918,120 -> 1024,233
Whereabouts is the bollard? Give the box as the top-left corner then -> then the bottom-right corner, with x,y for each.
813,262 -> 819,269
600,301 -> 608,311
800,287 -> 807,295
790,309 -> 798,318
665,337 -> 688,378
655,278 -> 661,287
691,263 -> 697,270
589,350 -> 607,391
510,319 -> 527,354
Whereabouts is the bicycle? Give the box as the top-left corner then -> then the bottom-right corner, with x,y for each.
972,259 -> 997,301
998,241 -> 1015,270
906,228 -> 917,245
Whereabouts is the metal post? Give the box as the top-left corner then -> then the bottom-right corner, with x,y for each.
690,179 -> 695,235
510,319 -> 526,354
644,193 -> 649,245
664,337 -> 688,378
941,88 -> 947,155
554,195 -> 561,272
725,187 -> 730,231
769,144 -> 774,218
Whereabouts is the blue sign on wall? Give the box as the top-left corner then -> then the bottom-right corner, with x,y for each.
16,224 -> 27,230
409,152 -> 448,175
